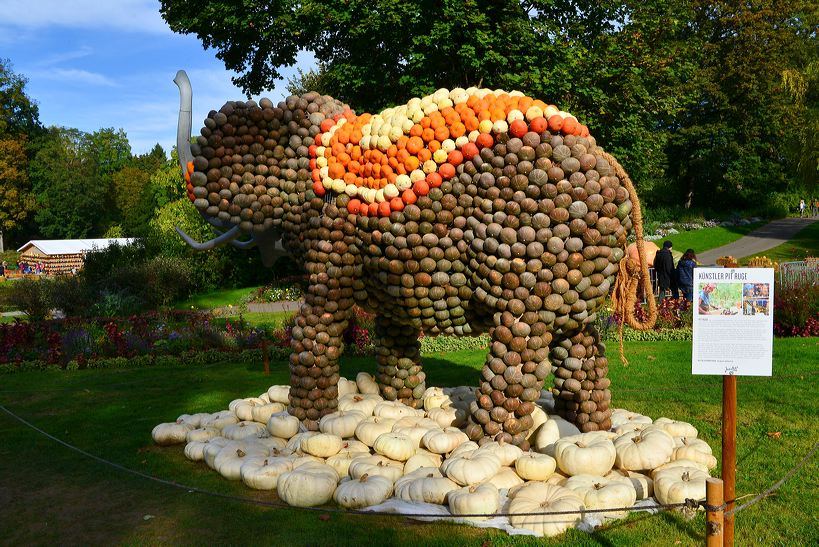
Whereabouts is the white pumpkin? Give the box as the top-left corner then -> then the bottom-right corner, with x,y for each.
185,426 -> 221,443
234,398 -> 265,421
348,455 -> 404,482
291,454 -> 326,468
486,466 -> 524,490
267,412 -> 300,439
652,417 -> 698,438
201,411 -> 239,430
267,385 -> 290,404
448,483 -> 500,521
222,421 -> 268,441
605,469 -> 654,500
422,387 -> 451,411
613,422 -> 651,436
654,466 -> 709,506
338,393 -> 383,416
532,416 -> 580,455
373,400 -> 425,420
508,483 -> 584,537
176,412 -> 210,428
422,427 -> 469,454
339,439 -> 370,453
256,437 -> 287,452
251,402 -> 286,424
184,436 -> 227,461
403,451 -> 443,474
613,428 -> 675,471
286,431 -> 319,454
653,458 -> 710,477
319,410 -> 367,439
515,452 -> 557,481
610,409 -> 653,428
392,416 -> 439,429
355,372 -> 380,395
527,406 -> 548,440
449,441 -> 480,458
393,425 -> 438,448
214,445 -> 268,480
477,440 -> 523,466
546,471 -> 570,486
258,392 -> 271,403
394,471 -> 459,504
301,433 -> 344,458
553,432 -> 616,476
373,432 -> 415,462
334,473 -> 394,508
427,405 -> 467,428
203,438 -> 235,468
326,450 -> 371,478
240,456 -> 293,490
337,377 -> 359,397
672,437 -> 717,469
441,450 -> 502,486
152,422 -> 194,446
277,462 -> 339,507
564,474 -> 637,519
355,417 -> 396,447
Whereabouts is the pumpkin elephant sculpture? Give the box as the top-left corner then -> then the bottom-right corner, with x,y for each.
174,70 -> 655,450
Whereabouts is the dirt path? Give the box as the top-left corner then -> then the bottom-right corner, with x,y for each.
697,217 -> 817,264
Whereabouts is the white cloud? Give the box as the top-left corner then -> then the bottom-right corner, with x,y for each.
35,46 -> 94,67
32,68 -> 118,87
0,0 -> 170,34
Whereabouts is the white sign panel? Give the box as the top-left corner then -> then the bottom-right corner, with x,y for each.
692,268 -> 774,376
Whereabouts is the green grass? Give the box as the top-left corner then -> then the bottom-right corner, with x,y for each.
214,310 -> 295,330
1,338 -> 816,545
742,221 -> 819,264
173,286 -> 260,310
664,222 -> 764,254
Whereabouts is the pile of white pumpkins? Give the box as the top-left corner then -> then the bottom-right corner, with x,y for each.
152,373 -> 716,537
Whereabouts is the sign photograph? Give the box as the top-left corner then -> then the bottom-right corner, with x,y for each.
692,268 -> 775,376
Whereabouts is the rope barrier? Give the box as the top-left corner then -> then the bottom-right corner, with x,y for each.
723,440 -> 819,518
0,403 -> 698,520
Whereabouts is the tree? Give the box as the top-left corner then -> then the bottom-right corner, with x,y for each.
111,165 -> 154,236
0,60 -> 41,250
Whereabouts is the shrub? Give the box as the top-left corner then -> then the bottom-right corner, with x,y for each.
774,281 -> 819,337
1,278 -> 51,320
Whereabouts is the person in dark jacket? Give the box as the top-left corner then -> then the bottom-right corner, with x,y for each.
654,240 -> 678,299
676,249 -> 697,302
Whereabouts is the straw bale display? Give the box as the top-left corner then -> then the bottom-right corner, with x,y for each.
174,71 -> 653,449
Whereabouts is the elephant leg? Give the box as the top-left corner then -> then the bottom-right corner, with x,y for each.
551,325 -> 612,432
466,310 -> 554,450
372,316 -> 425,408
287,211 -> 356,431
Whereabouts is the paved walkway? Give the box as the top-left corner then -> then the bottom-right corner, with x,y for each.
698,217 -> 817,265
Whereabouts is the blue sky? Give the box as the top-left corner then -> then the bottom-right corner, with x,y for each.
0,0 -> 315,154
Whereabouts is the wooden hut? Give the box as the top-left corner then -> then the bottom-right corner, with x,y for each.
15,239 -> 135,275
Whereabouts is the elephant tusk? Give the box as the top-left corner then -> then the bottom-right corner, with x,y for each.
175,225 -> 241,250
174,69 -> 194,175
229,238 -> 258,250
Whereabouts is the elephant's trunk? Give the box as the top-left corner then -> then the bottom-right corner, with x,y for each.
174,70 -> 194,175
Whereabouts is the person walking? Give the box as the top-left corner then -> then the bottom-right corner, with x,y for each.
654,240 -> 678,299
812,197 -> 818,217
676,249 -> 697,302
799,199 -> 806,218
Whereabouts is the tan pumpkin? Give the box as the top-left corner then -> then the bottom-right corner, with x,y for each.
393,425 -> 438,448
527,406 -> 548,440
422,386 -> 451,411
337,377 -> 359,397
348,454 -> 404,482
266,385 -> 290,404
152,422 -> 194,446
508,483 -> 584,537
286,431 -> 319,454
200,411 -> 239,430
485,466 -> 524,490
477,440 -> 523,466
515,451 -> 557,481
234,398 -> 266,421
185,436 -> 228,462
373,400 -> 425,420
564,474 -> 637,519
355,372 -> 380,395
427,404 -> 467,428
338,393 -> 383,416
176,412 -> 210,428
267,412 -> 301,439
251,402 -> 286,424
392,416 -> 439,430
422,427 -> 469,454
441,450 -> 502,486
277,462 -> 339,507
654,466 -> 709,506
319,409 -> 368,438
301,433 -> 344,458
449,441 -> 479,458
222,421 -> 268,441
613,428 -> 675,471
531,416 -> 580,456
334,473 -> 394,508
448,483 -> 500,521
605,469 -> 654,500
240,455 -> 293,490
553,432 -> 616,476
653,458 -> 710,477
652,417 -> 698,438
256,436 -> 287,452
326,450 -> 372,478
403,451 -> 443,474
672,437 -> 717,469
214,445 -> 268,480
394,471 -> 459,504
373,432 -> 416,462
291,454 -> 326,468
185,426 -> 221,443
613,422 -> 651,436
610,409 -> 653,428
354,416 -> 397,447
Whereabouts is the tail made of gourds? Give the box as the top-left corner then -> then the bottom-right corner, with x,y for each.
601,151 -> 657,366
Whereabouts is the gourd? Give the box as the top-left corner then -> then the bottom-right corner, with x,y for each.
338,393 -> 383,416
222,421 -> 268,441
348,455 -> 405,482
448,483 -> 500,521
605,469 -> 654,500
355,417 -> 397,447
394,471 -> 459,504
185,426 -> 221,443
652,417 -> 698,438
515,452 -> 557,481
654,466 -> 709,506
508,483 -> 584,537
334,473 -> 394,508
553,432 -> 616,476
373,432 -> 416,462
486,466 -> 524,490
564,474 -> 637,519
251,402 -> 286,424
441,450 -> 502,486
613,428 -> 675,471
301,433 -> 344,458
672,437 -> 717,469
277,462 -> 339,507
356,372 -> 381,394
267,385 -> 290,404
477,440 -> 524,466
240,455 -> 293,490
152,422 -> 194,446
422,427 -> 469,454
267,412 -> 300,439
319,410 -> 368,439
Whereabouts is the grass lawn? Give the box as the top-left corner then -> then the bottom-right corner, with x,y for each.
742,221 -> 819,264
173,286 -> 260,310
664,222 -> 764,254
215,310 -> 295,330
1,338 -> 816,546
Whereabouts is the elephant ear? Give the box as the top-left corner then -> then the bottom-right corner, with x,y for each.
187,92 -> 349,234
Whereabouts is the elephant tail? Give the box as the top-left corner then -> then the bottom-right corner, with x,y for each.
602,151 -> 658,366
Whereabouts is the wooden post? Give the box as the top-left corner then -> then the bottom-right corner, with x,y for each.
706,477 -> 724,547
262,339 -> 270,376
722,375 -> 737,546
